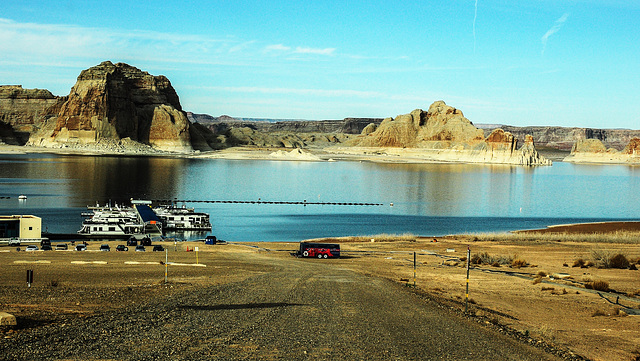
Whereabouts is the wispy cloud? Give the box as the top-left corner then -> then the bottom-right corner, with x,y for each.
264,43 -> 336,56
294,47 -> 335,55
541,13 -> 570,55
200,86 -> 381,99
265,44 -> 291,52
473,0 -> 478,53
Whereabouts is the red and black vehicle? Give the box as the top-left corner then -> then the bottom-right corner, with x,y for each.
297,242 -> 340,259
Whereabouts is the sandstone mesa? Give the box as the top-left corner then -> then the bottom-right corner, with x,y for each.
563,137 -> 640,164
337,101 -> 551,166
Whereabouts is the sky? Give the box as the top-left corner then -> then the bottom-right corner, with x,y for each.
1,0 -> 639,128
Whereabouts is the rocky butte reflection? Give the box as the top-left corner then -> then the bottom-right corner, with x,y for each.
61,156 -> 187,206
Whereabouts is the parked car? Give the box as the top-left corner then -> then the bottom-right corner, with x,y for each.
75,244 -> 87,251
115,245 -> 129,252
126,237 -> 138,247
99,244 -> 111,252
152,245 -> 164,252
40,239 -> 51,247
135,245 -> 145,252
25,245 -> 38,251
41,244 -> 53,251
55,243 -> 68,250
8,238 -> 20,247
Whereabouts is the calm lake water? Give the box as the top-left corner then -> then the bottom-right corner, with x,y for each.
1,153 -> 639,242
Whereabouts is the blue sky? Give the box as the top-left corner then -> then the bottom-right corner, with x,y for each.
1,1 -> 639,128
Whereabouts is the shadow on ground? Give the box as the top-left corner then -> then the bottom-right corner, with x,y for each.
178,302 -> 307,311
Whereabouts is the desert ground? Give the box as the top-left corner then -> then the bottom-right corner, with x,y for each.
1,224 -> 639,360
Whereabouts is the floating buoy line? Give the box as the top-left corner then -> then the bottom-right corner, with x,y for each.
152,199 -> 385,206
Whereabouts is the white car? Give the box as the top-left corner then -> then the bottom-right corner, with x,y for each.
25,245 -> 38,251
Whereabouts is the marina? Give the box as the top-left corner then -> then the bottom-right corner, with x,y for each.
75,200 -> 210,239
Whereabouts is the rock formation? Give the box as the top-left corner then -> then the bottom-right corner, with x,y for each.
0,85 -> 63,144
564,138 -> 640,163
343,101 -> 550,165
484,125 -> 640,151
28,61 -> 196,152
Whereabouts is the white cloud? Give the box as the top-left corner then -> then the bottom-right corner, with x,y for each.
265,44 -> 291,51
264,44 -> 336,56
200,86 -> 382,99
541,13 -> 570,55
294,47 -> 336,55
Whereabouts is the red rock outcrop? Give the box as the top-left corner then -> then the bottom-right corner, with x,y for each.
29,61 -> 194,152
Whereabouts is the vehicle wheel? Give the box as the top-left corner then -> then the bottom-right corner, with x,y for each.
125,247 -> 129,251
317,253 -> 323,259
302,251 -> 309,257
323,254 -> 328,259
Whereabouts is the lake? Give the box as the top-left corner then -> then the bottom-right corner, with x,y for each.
1,153 -> 639,242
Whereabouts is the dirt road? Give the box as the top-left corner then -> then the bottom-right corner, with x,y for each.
0,250 -> 565,361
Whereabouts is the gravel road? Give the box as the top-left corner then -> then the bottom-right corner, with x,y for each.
1,253 -> 564,360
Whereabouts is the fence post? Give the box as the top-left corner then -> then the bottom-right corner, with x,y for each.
413,252 -> 417,287
465,247 -> 470,313
165,249 -> 168,283
27,269 -> 33,288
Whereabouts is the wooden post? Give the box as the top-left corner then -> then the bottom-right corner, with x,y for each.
465,247 -> 471,313
413,252 -> 417,287
165,249 -> 168,283
26,269 -> 33,288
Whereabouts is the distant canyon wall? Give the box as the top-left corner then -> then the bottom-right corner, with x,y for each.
484,126 -> 640,151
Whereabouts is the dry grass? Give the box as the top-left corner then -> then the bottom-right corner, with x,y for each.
473,231 -> 640,244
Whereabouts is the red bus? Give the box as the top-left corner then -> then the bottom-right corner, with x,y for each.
297,242 -> 340,258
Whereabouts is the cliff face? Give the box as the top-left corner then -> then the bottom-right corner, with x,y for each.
486,126 -> 640,151
187,112 -> 382,135
29,61 -> 194,152
563,138 -> 640,163
347,101 -> 550,165
0,85 -> 63,144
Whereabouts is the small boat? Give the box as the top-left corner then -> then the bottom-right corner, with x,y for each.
18,195 -> 27,200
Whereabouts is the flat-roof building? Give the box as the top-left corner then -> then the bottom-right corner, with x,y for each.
0,215 -> 42,239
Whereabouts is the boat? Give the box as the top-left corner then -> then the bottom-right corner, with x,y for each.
18,195 -> 27,200
78,200 -> 209,237
78,202 -> 146,237
153,203 -> 212,231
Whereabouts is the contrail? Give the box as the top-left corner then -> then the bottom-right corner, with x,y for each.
541,13 -> 570,55
473,0 -> 478,53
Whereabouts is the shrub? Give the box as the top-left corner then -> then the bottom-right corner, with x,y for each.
573,259 -> 586,268
512,258 -> 528,268
537,270 -> 547,277
491,262 -> 501,267
609,254 -> 630,269
585,279 -> 610,291
592,249 -> 613,268
49,280 -> 59,287
533,277 -> 542,285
